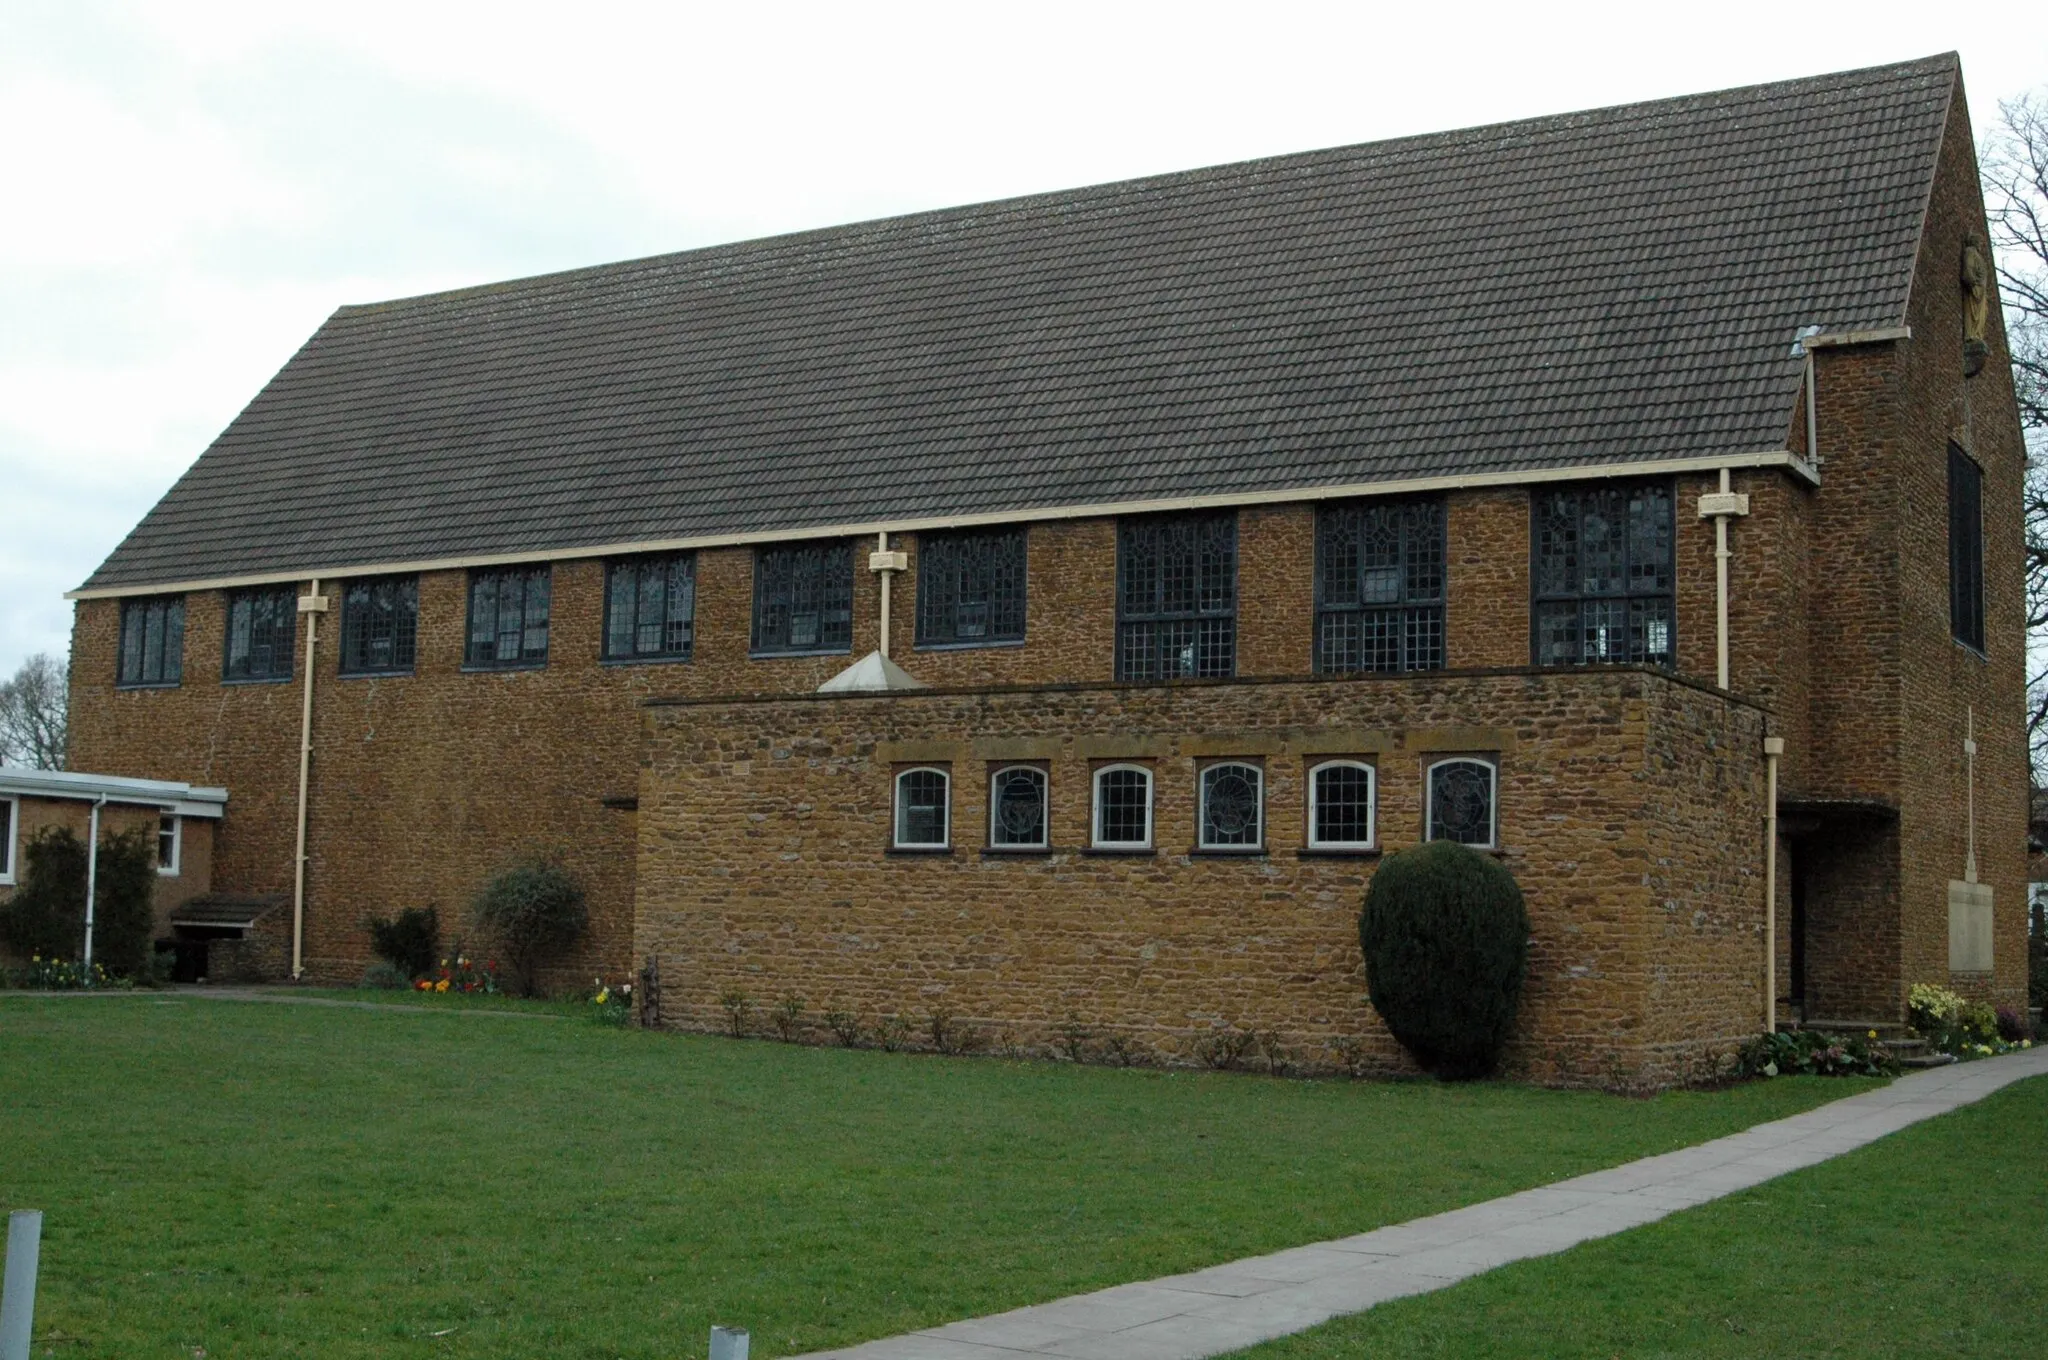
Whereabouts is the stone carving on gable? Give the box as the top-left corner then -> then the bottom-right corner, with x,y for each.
1961,232 -> 1990,377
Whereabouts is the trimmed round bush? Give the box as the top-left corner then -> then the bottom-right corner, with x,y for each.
1359,839 -> 1530,1079
471,857 -> 586,996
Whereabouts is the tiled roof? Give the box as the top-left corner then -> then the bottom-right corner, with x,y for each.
80,55 -> 1958,592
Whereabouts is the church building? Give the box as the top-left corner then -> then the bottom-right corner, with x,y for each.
60,54 -> 2029,1085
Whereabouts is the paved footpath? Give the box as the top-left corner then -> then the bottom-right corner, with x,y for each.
796,1047 -> 2048,1360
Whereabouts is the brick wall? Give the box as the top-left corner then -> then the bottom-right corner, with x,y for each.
634,669 -> 1768,1089
0,794 -> 214,966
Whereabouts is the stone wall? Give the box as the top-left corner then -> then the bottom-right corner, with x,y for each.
634,668 -> 1768,1088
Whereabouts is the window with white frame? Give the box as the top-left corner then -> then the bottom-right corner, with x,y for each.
1091,764 -> 1154,849
988,766 -> 1048,849
0,796 -> 17,885
157,813 -> 181,876
1307,761 -> 1377,849
1198,762 -> 1263,849
1425,758 -> 1497,848
893,768 -> 950,849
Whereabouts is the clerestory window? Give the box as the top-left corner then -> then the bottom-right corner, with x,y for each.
1116,513 -> 1236,680
1316,499 -> 1446,672
466,566 -> 552,669
753,542 -> 854,655
224,586 -> 297,683
916,527 -> 1027,647
339,576 -> 418,676
1532,482 -> 1675,667
118,596 -> 186,688
605,554 -> 696,663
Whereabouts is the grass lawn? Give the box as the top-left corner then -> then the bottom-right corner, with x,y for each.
1228,1067 -> 2048,1359
1,994 -> 1874,1359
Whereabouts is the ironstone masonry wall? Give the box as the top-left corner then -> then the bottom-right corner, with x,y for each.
633,669 -> 1769,1088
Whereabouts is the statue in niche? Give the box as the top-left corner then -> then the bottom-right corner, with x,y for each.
1961,233 -> 1991,377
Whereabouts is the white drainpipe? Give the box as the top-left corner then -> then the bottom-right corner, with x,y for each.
868,533 -> 908,658
1696,468 -> 1751,691
291,581 -> 330,980
81,793 -> 107,976
1763,735 -> 1784,1031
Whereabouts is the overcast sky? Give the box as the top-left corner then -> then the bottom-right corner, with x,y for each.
3,0 -> 2045,678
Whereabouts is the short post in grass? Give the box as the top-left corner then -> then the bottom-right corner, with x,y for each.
708,1324 -> 749,1360
1,1210 -> 42,1360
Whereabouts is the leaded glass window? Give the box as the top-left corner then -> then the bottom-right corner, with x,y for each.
754,542 -> 854,654
466,566 -> 552,668
605,554 -> 695,662
1532,482 -> 1675,667
1316,500 -> 1445,672
1116,513 -> 1236,680
1950,445 -> 1985,652
989,766 -> 1048,848
1198,763 -> 1263,849
917,528 -> 1026,646
1426,758 -> 1496,848
339,576 -> 418,676
1092,764 -> 1153,848
1308,761 -> 1376,849
894,768 -> 950,848
224,586 -> 296,682
118,596 -> 185,688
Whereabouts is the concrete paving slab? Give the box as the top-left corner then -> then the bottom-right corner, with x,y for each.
788,1048 -> 2048,1360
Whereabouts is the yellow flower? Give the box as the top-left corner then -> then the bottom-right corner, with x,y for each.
435,979 -> 450,993
595,988 -> 610,1005
1867,1030 -> 1877,1039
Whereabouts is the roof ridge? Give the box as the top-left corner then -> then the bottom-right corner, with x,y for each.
334,53 -> 1960,320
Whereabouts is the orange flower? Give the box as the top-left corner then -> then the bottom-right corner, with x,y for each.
435,979 -> 450,993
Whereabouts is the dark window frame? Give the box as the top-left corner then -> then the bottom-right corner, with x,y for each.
222,586 -> 297,684
915,527 -> 1028,649
752,541 -> 855,657
1530,481 -> 1677,668
1426,756 -> 1498,849
338,575 -> 420,677
117,596 -> 186,689
1315,499 -> 1446,673
1115,512 -> 1238,681
0,795 -> 16,884
603,553 -> 697,664
464,565 -> 553,670
1949,444 -> 1986,654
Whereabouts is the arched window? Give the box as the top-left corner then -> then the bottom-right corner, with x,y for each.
1426,758 -> 1496,848
1198,763 -> 1263,849
1091,764 -> 1153,849
894,768 -> 950,848
1307,761 -> 1376,849
988,766 -> 1048,848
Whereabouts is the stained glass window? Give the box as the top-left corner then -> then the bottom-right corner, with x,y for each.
118,597 -> 185,688
917,528 -> 1026,646
1199,763 -> 1263,849
224,587 -> 296,682
466,567 -> 552,668
1427,758 -> 1497,848
754,542 -> 854,654
605,555 -> 696,662
1316,500 -> 1445,672
1532,483 -> 1674,667
1116,514 -> 1236,680
339,576 -> 419,676
989,766 -> 1048,848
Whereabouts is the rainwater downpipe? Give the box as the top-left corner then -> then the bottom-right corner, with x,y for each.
1763,735 -> 1784,1032
1696,469 -> 1751,692
81,793 -> 107,976
869,532 -> 907,658
291,580 -> 329,980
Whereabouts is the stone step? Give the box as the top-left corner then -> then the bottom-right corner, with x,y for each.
1899,1051 -> 1959,1069
1802,1018 -> 1909,1037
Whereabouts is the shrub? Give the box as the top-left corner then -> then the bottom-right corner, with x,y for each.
772,994 -> 805,1042
823,1006 -> 863,1046
469,858 -> 586,996
719,987 -> 753,1037
91,829 -> 158,981
1738,1028 -> 1898,1078
1194,1027 -> 1255,1070
0,826 -> 156,982
1994,1006 -> 2027,1043
1359,839 -> 1530,1079
367,906 -> 439,979
0,827 -> 88,960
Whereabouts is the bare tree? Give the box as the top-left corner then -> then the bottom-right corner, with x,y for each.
0,652 -> 68,770
1984,92 -> 2048,779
